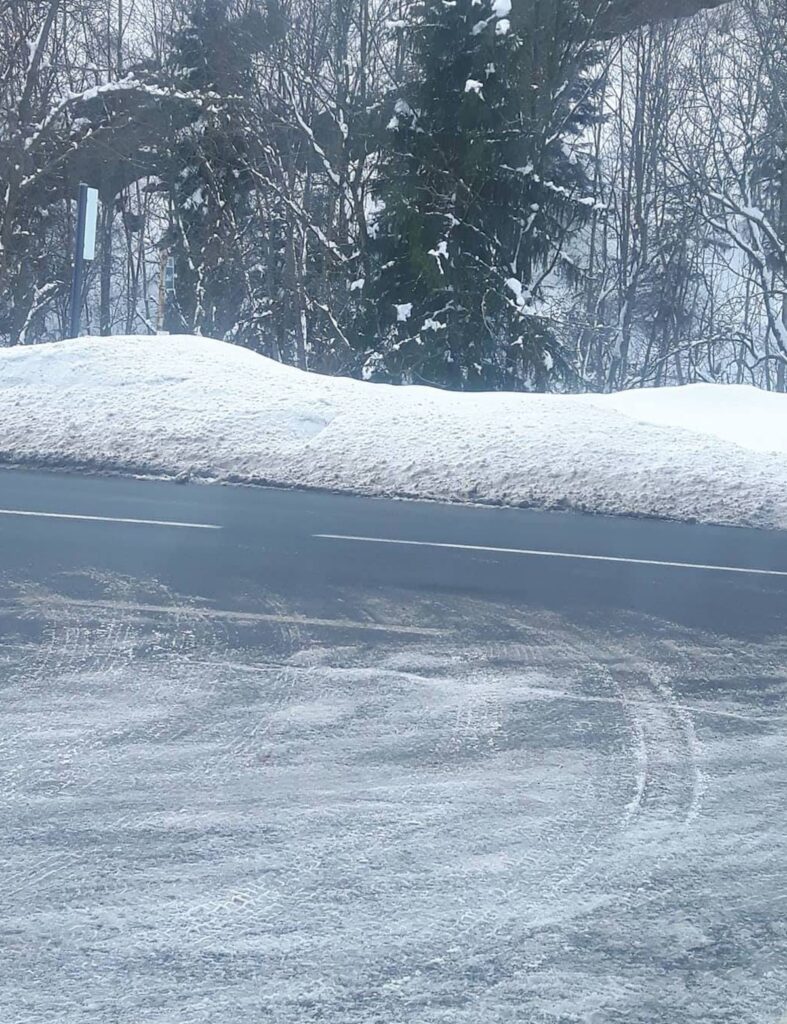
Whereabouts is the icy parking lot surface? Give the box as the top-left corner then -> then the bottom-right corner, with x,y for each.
1,573 -> 786,1024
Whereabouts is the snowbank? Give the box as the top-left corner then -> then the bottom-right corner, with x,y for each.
1,334 -> 786,529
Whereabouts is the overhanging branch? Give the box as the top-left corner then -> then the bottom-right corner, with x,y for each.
595,0 -> 729,36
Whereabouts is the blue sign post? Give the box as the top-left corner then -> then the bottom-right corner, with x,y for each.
67,183 -> 99,339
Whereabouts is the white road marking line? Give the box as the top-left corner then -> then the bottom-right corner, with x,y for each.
36,597 -> 446,637
0,508 -> 220,530
315,534 -> 787,578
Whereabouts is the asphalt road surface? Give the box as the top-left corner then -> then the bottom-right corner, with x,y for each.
1,466 -> 786,1024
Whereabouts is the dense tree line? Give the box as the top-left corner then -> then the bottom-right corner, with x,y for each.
1,0 -> 785,391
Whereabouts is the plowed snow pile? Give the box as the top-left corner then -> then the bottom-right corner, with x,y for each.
1,334 -> 786,529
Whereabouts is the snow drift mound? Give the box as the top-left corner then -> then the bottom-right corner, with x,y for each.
1,334 -> 786,529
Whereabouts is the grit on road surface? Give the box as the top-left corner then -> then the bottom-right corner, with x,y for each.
1,468 -> 786,1024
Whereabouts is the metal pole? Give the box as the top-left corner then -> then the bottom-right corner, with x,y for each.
68,183 -> 89,339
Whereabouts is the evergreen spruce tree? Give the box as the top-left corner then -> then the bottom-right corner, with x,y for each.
162,0 -> 273,339
366,0 -> 601,390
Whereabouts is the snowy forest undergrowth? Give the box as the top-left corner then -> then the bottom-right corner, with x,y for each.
2,0 -> 787,394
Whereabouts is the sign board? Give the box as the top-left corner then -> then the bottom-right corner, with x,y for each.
165,255 -> 176,294
67,182 -> 98,339
82,187 -> 99,261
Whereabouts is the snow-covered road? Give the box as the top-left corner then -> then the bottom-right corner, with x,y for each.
2,574 -> 785,1024
1,470 -> 786,1023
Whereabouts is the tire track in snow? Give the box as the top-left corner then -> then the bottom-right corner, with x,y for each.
392,610 -> 709,966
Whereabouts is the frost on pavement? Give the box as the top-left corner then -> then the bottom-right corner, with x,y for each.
1,571 -> 786,1023
1,334 -> 787,529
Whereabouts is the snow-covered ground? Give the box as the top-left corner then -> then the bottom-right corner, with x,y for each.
2,568 -> 786,1024
1,334 -> 786,530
